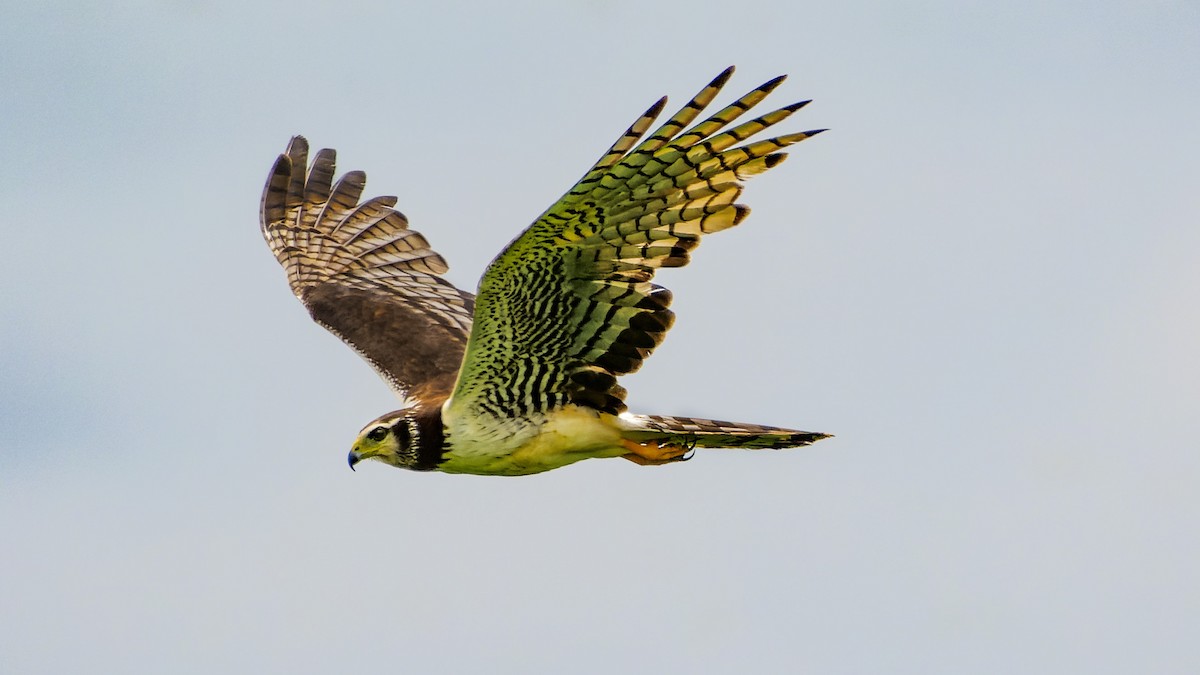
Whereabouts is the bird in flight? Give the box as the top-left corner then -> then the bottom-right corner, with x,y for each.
260,67 -> 830,476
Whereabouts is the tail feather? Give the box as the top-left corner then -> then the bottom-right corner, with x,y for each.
620,413 -> 831,450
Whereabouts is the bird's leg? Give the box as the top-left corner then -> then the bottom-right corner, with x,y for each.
620,438 -> 695,466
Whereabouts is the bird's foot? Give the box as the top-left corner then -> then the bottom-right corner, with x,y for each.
620,438 -> 694,466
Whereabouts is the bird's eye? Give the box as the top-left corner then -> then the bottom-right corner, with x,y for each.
367,426 -> 389,442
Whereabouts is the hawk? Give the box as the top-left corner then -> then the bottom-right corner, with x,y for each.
260,67 -> 831,476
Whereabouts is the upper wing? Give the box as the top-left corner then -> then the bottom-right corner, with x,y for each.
445,67 -> 822,430
260,137 -> 475,405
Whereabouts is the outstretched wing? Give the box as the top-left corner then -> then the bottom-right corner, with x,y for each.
260,137 -> 475,405
445,67 -> 822,433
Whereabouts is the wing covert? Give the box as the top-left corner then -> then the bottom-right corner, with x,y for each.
446,68 -> 822,429
260,137 -> 475,405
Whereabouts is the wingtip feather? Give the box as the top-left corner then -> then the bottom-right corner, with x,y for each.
646,96 -> 668,119
761,74 -> 788,91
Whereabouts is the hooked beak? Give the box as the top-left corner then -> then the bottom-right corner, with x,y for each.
348,449 -> 361,471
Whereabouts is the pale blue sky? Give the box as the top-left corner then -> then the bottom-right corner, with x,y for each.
2,1 -> 1198,673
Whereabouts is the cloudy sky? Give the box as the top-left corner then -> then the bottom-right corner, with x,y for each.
2,1 -> 1197,673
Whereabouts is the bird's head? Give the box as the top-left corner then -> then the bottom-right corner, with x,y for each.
348,410 -> 419,470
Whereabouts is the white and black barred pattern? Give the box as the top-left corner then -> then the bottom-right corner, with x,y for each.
620,413 -> 830,450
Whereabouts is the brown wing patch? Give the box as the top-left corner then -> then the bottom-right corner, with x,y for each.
302,283 -> 472,405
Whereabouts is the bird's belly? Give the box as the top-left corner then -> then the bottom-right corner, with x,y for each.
440,405 -> 626,476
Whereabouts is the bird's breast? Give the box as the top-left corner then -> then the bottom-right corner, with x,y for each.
439,404 -> 626,476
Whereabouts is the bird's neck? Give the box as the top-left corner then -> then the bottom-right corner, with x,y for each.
411,404 -> 449,471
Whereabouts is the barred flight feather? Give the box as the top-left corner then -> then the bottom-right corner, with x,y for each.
260,137 -> 475,404
446,67 -> 822,434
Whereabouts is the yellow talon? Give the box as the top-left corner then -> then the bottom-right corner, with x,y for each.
620,439 -> 692,465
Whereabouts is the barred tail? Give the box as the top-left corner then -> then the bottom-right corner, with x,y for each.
620,413 -> 831,450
